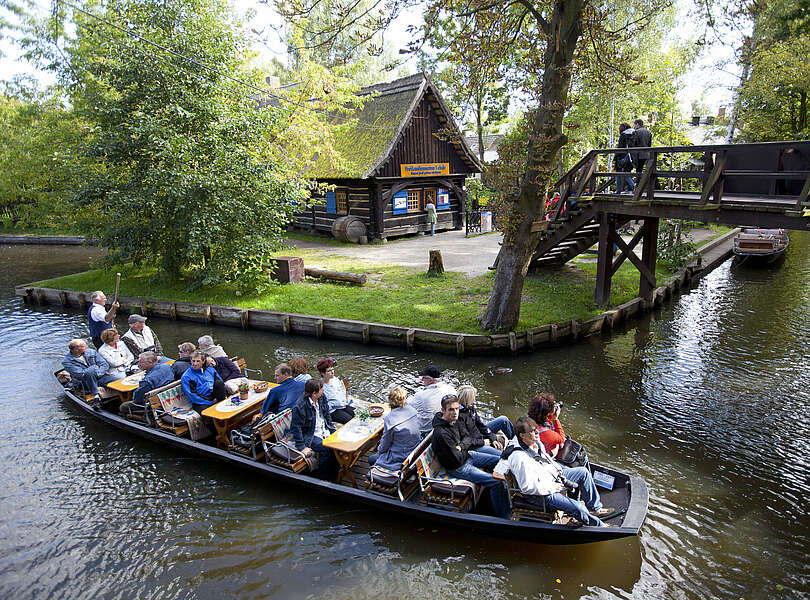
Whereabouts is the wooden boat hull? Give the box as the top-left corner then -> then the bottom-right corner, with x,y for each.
60,387 -> 648,545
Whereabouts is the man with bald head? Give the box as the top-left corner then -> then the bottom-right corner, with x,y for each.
61,338 -> 114,404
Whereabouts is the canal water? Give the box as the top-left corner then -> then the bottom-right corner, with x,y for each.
0,238 -> 808,600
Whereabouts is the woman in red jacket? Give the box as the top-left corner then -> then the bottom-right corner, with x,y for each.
527,393 -> 565,458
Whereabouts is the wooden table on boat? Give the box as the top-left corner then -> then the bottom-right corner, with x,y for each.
322,403 -> 390,488
202,382 -> 277,449
105,359 -> 175,402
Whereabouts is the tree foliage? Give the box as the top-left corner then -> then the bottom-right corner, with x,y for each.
734,0 -> 810,140
0,79 -> 87,230
15,0 -> 363,290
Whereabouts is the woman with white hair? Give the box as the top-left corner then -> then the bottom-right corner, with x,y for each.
197,335 -> 227,358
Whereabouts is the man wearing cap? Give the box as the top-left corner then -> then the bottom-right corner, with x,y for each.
121,314 -> 163,357
407,364 -> 457,435
88,290 -> 119,349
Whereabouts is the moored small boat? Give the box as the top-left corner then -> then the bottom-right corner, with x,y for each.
733,228 -> 789,264
54,371 -> 648,545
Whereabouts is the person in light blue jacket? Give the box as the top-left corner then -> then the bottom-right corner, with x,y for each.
368,387 -> 422,471
61,338 -> 114,403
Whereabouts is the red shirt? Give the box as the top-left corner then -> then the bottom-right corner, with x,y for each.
538,418 -> 566,457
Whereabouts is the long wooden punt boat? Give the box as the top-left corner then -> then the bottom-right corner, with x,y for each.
58,378 -> 648,545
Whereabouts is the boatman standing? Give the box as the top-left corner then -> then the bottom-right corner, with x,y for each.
88,290 -> 119,349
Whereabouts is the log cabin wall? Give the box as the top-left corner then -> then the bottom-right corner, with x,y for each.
378,179 -> 465,238
291,181 -> 374,234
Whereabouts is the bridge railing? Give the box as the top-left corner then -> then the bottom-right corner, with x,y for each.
549,140 -> 810,223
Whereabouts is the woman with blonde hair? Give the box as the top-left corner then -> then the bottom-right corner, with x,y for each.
368,386 -> 421,470
457,385 -> 515,452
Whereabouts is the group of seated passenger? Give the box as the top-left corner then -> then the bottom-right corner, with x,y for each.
356,363 -> 613,525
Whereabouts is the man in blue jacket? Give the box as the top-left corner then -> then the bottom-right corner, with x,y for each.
119,351 -> 174,416
181,351 -> 228,413
252,363 -> 305,422
61,338 -> 115,404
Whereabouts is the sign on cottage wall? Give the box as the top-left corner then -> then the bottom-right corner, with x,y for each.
400,163 -> 450,177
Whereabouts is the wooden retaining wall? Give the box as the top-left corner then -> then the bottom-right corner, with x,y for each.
14,230 -> 737,357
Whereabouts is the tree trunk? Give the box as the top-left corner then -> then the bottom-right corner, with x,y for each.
476,93 -> 485,165
480,0 -> 586,331
428,249 -> 445,275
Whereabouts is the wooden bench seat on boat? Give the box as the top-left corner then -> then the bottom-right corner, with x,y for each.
261,409 -> 315,473
228,411 -> 276,460
415,443 -> 482,512
365,432 -> 433,501
144,381 -> 212,441
497,469 -> 565,523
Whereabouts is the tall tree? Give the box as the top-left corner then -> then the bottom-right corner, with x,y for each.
273,0 -> 669,330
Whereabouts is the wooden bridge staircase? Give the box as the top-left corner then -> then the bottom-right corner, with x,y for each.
530,204 -> 631,269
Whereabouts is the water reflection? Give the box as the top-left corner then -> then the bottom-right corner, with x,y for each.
0,237 -> 809,599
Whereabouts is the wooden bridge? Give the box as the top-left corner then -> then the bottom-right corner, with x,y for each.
536,141 -> 810,305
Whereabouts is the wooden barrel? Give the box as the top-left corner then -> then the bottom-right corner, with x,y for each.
331,216 -> 368,244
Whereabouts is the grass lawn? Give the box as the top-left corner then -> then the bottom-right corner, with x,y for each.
35,245 -> 676,334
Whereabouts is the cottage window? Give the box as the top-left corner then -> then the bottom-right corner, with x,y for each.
407,189 -> 421,212
336,190 -> 348,214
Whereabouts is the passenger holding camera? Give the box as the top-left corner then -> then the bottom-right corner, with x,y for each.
528,393 -> 566,458
495,416 -> 613,526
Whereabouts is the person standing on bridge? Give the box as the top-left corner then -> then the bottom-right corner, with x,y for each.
632,118 -> 653,177
616,123 -> 636,194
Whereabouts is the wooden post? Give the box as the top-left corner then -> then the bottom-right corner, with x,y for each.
405,328 -> 415,351
240,309 -> 249,330
639,217 -> 659,301
282,315 -> 291,335
315,319 -> 324,339
362,325 -> 370,344
455,335 -> 465,357
594,212 -> 615,306
427,249 -> 445,275
204,305 -> 212,324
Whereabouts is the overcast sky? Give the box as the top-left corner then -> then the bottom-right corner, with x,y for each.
1,0 -> 741,116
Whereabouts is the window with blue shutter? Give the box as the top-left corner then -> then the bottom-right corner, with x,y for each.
437,187 -> 450,209
325,191 -> 337,213
392,190 -> 408,215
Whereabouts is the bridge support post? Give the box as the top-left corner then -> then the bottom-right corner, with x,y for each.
594,212 -> 615,306
639,217 -> 659,301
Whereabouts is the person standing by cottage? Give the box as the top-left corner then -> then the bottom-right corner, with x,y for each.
632,118 -> 653,177
425,199 -> 437,236
87,290 -> 119,349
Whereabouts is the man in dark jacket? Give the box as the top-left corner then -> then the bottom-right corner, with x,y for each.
253,363 -> 305,422
632,118 -> 653,175
431,395 -> 510,518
